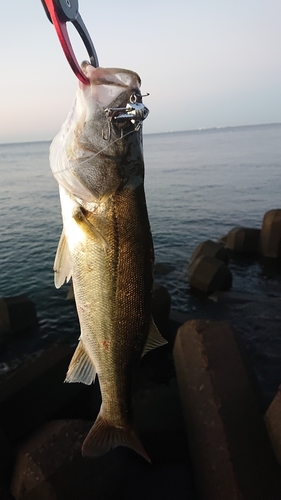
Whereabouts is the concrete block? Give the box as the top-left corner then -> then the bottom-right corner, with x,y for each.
0,299 -> 11,351
3,295 -> 37,335
188,255 -> 232,293
217,234 -> 227,245
11,420 -> 91,500
133,380 -> 183,434
259,209 -> 281,258
152,283 -> 171,338
264,385 -> 281,466
208,290 -> 261,304
189,240 -> 229,266
11,420 -> 194,500
0,299 -> 10,334
154,262 -> 175,275
0,481 -> 15,500
0,345 -> 92,442
0,426 -> 14,486
226,226 -> 260,253
0,428 -> 15,499
173,319 -> 281,500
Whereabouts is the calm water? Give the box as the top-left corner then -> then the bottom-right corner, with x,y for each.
1,124 -> 281,381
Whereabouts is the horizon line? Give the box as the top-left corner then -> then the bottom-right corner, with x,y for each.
1,121 -> 281,146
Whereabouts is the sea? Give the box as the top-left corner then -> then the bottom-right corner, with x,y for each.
1,123 -> 281,398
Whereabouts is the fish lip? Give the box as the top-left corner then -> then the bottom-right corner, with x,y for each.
80,63 -> 141,90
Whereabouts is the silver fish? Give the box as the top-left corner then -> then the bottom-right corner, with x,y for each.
50,64 -> 167,461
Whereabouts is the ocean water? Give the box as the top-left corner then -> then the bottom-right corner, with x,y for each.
1,124 -> 281,381
145,124 -> 281,305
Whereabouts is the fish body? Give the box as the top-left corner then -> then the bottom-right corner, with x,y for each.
50,65 -> 166,461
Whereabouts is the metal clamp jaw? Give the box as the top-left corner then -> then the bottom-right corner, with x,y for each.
41,0 -> 99,84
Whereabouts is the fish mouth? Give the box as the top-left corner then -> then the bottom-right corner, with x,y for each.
80,63 -> 142,106
81,62 -> 141,86
50,64 -> 149,203
80,63 -> 149,133
104,92 -> 149,134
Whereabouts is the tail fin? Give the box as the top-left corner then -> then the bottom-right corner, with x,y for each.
82,413 -> 151,463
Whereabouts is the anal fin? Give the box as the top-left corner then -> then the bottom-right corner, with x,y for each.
65,340 -> 96,385
142,318 -> 168,357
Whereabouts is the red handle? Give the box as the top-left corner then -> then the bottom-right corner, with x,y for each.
44,0 -> 90,85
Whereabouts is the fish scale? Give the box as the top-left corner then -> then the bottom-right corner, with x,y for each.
50,65 -> 167,461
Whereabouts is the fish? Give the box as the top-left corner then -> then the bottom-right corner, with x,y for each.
49,63 -> 167,462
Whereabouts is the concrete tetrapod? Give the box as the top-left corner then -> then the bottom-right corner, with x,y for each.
173,320 -> 281,500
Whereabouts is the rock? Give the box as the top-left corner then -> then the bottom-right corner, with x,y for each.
0,299 -> 10,335
259,209 -> 281,258
11,420 -> 92,500
132,380 -> 183,434
169,310 -> 189,328
189,240 -> 229,265
122,461 -> 195,500
3,295 -> 37,336
217,234 -> 228,245
0,427 -> 14,487
11,419 -> 194,500
0,295 -> 38,347
264,385 -> 281,466
173,320 -> 281,500
154,262 -> 175,275
0,481 -> 15,500
152,283 -> 171,338
0,427 -> 15,499
188,255 -> 232,293
226,227 -> 260,253
0,344 -> 93,443
0,299 -> 11,351
208,290 -> 263,304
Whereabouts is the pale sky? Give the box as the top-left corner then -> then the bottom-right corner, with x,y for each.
1,0 -> 281,143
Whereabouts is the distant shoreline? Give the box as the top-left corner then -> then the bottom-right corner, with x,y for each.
1,122 -> 281,146
144,122 -> 281,138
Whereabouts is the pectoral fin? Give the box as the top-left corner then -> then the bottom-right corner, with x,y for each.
73,207 -> 108,250
53,229 -> 72,289
142,318 -> 168,357
65,340 -> 96,385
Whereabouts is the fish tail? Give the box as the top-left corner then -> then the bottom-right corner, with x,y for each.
82,413 -> 151,463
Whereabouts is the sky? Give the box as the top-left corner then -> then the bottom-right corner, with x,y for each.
0,0 -> 281,143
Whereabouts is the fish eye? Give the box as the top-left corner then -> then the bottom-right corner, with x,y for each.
129,93 -> 142,104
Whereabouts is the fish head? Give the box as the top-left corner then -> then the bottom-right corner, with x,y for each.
50,64 -> 149,203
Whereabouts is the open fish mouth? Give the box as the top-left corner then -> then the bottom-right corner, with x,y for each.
80,63 -> 149,136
